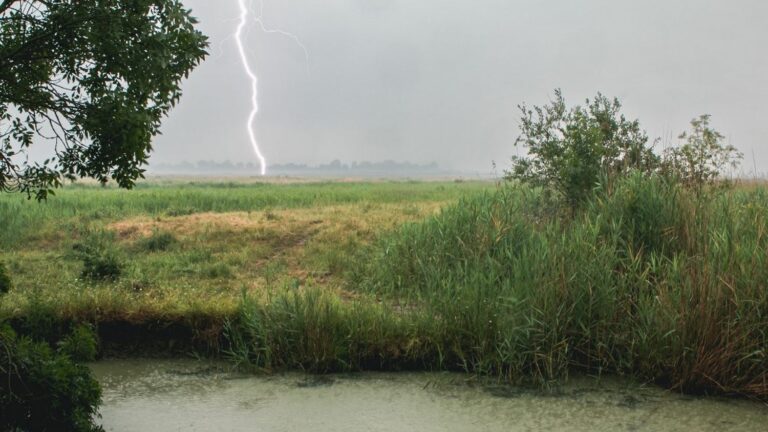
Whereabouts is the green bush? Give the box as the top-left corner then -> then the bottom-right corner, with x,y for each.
0,262 -> 10,294
662,114 -> 743,192
0,325 -> 103,432
506,89 -> 659,209
73,230 -> 124,281
58,324 -> 99,362
16,294 -> 63,342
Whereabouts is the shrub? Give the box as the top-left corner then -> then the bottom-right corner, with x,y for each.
17,294 -> 63,342
506,89 -> 659,208
58,324 -> 99,362
73,230 -> 124,281
0,325 -> 103,432
662,114 -> 743,192
0,262 -> 10,294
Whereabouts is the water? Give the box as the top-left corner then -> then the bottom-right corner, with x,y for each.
92,359 -> 768,432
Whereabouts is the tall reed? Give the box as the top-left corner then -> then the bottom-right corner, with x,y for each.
347,173 -> 768,397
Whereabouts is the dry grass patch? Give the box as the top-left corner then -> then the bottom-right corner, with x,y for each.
109,201 -> 446,243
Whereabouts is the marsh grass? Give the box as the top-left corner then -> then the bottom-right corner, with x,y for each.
229,176 -> 768,397
350,173 -> 768,397
225,285 -> 448,374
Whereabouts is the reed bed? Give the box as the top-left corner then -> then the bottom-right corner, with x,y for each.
229,174 -> 768,398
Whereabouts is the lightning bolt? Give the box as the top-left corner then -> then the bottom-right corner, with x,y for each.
251,1 -> 310,69
233,0 -> 309,176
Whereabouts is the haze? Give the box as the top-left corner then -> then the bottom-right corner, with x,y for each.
150,0 -> 768,175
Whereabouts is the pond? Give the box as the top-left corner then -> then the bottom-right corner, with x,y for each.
91,359 -> 768,432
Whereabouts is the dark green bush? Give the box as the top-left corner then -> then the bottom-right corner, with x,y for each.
16,295 -> 63,342
0,261 -> 10,294
58,324 -> 99,362
73,230 -> 124,281
506,89 -> 659,209
0,325 -> 103,432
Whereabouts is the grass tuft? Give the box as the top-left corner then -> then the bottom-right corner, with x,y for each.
137,230 -> 178,252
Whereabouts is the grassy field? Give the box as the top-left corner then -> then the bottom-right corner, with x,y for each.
2,176 -> 767,400
0,179 -> 492,326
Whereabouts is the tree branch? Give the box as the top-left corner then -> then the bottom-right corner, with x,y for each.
0,0 -> 21,15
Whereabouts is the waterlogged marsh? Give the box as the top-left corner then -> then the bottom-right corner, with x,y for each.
92,359 -> 768,432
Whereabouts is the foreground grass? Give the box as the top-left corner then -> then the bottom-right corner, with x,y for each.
0,179 -> 490,326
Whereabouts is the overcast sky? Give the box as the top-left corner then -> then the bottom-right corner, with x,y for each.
149,0 -> 768,175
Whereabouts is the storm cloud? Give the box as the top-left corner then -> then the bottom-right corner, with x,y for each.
150,0 -> 768,175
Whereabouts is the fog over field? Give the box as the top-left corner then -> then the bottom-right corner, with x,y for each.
151,0 -> 768,175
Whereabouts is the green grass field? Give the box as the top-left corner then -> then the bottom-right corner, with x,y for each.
0,179 -> 492,323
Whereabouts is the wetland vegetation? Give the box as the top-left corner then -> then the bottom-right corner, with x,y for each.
2,176 -> 767,401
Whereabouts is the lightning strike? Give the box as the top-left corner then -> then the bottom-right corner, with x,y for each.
233,0 -> 309,176
251,1 -> 310,69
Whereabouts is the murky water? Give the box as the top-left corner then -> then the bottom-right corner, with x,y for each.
91,359 -> 768,432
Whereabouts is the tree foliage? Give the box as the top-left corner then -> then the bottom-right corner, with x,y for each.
662,114 -> 743,192
0,325 -> 103,432
506,89 -> 659,208
0,0 -> 208,199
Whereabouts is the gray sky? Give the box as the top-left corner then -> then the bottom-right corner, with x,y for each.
149,0 -> 768,175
